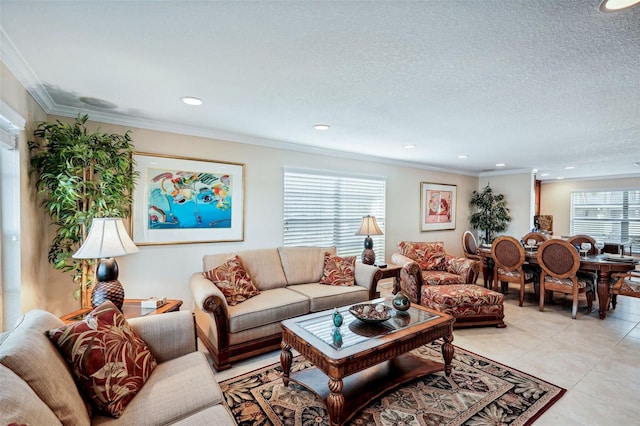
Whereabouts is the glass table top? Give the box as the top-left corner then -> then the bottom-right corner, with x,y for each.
295,302 -> 439,350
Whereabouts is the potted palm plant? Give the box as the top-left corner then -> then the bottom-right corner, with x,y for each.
469,184 -> 511,244
29,114 -> 138,307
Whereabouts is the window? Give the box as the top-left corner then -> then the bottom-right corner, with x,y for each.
283,169 -> 386,260
570,189 -> 640,247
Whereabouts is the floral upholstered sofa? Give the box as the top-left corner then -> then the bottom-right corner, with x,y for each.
190,246 -> 379,371
390,241 -> 481,303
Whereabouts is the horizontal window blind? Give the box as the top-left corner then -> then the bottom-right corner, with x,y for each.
284,170 -> 386,261
570,190 -> 640,247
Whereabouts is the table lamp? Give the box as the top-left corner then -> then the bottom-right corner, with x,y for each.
73,217 -> 140,309
355,215 -> 383,265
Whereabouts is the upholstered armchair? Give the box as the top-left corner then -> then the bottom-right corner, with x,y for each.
391,241 -> 480,304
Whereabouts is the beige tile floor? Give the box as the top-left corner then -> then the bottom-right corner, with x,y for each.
207,280 -> 640,425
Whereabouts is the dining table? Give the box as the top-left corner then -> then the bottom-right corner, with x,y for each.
478,247 -> 638,319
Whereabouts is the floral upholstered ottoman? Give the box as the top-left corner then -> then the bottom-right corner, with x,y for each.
420,284 -> 505,328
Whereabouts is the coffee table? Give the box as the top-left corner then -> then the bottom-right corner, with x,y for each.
280,299 -> 455,426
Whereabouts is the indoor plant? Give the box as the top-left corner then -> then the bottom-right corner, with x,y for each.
29,114 -> 138,306
469,184 -> 511,244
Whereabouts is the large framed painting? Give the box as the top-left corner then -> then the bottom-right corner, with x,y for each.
132,152 -> 244,245
420,182 -> 456,232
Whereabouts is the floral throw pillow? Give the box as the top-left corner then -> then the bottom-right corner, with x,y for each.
46,301 -> 157,418
319,252 -> 356,286
203,255 -> 260,305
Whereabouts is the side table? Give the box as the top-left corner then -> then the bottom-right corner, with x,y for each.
60,298 -> 183,324
372,264 -> 402,296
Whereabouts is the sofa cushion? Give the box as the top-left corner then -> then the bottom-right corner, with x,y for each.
288,283 -> 370,312
203,249 -> 287,291
319,252 -> 356,286
398,241 -> 446,271
47,301 -> 157,418
0,310 -> 91,426
278,246 -> 336,285
203,255 -> 260,305
422,270 -> 468,286
0,363 -> 63,426
170,404 -> 237,426
92,352 -> 222,426
228,288 -> 309,333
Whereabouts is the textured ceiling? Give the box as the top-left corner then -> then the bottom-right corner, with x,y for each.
1,0 -> 639,181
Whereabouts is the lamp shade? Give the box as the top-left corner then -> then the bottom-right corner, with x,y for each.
73,218 -> 140,259
355,215 -> 383,237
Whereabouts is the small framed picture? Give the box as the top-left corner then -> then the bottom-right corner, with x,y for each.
132,152 -> 244,245
420,182 -> 456,232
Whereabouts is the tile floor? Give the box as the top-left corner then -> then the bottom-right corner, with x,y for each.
207,281 -> 640,425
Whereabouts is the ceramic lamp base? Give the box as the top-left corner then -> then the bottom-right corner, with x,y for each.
91,280 -> 125,310
362,248 -> 376,265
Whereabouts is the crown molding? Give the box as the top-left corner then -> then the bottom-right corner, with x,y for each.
46,103 -> 479,178
0,27 -> 55,112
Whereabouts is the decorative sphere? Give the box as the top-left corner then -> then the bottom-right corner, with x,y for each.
392,291 -> 411,311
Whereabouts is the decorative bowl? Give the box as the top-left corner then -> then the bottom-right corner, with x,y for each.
349,303 -> 392,323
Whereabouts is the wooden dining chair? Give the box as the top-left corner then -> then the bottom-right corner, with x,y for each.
536,239 -> 594,319
462,231 -> 491,287
491,236 -> 535,306
567,235 -> 597,255
566,234 -> 598,289
609,270 -> 640,309
522,232 -> 548,245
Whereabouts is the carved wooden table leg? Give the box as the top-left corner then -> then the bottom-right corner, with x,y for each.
327,377 -> 344,426
441,333 -> 454,376
280,341 -> 292,386
597,268 -> 610,320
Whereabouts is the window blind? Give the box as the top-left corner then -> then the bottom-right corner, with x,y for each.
283,169 -> 386,261
570,189 -> 640,245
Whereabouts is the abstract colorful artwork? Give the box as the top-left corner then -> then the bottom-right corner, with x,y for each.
133,153 -> 244,245
421,182 -> 457,231
147,169 -> 232,229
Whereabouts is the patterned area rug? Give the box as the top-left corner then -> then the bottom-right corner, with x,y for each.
220,341 -> 565,426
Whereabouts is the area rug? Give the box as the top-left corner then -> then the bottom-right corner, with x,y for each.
220,341 -> 565,426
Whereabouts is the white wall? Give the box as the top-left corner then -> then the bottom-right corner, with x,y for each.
478,173 -> 535,241
540,176 -> 640,237
1,62 -> 49,329
32,118 -> 478,314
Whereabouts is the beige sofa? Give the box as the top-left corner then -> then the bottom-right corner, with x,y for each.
190,246 -> 379,371
0,309 -> 236,426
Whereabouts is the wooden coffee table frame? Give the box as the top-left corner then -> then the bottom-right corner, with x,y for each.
280,301 -> 455,426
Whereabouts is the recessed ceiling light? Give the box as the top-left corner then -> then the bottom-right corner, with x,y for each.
181,97 -> 203,106
532,168 -> 539,173
564,166 -> 575,170
495,163 -> 506,167
556,177 -> 565,180
403,144 -> 416,149
600,0 -> 640,12
457,155 -> 469,159
540,173 -> 550,177
313,124 -> 330,131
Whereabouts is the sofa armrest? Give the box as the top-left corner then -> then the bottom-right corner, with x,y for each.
128,310 -> 196,363
445,256 -> 480,284
355,262 -> 379,299
390,253 -> 422,304
190,273 -> 232,367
